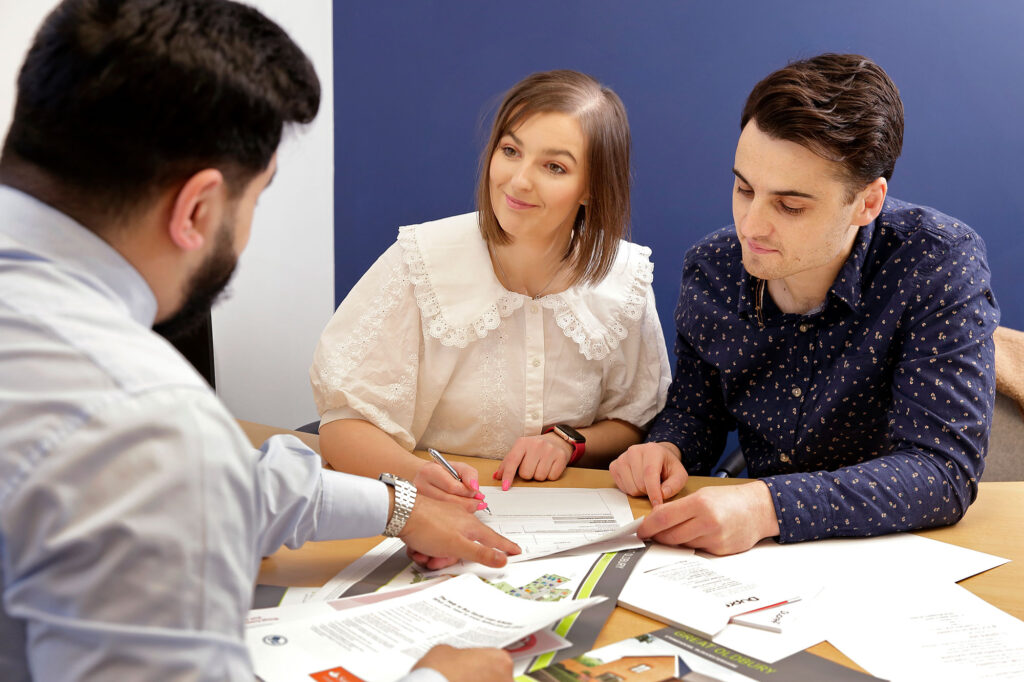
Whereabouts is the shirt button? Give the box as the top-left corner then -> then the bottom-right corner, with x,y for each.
530,304 -> 540,314
531,358 -> 541,368
530,411 -> 539,421
791,387 -> 803,398
799,323 -> 810,333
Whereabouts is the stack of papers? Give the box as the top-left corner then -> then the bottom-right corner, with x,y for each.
249,487 -> 646,680
615,532 -> 1017,680
251,485 -> 1021,680
618,543 -> 818,639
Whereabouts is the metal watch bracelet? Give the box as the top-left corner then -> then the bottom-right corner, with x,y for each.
378,472 -> 416,537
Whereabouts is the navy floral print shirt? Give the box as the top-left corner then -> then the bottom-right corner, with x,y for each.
648,198 -> 999,543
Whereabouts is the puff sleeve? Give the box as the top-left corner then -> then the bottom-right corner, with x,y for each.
596,285 -> 671,429
309,242 -> 424,451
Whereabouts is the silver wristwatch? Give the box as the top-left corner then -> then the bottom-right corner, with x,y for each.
378,472 -> 416,537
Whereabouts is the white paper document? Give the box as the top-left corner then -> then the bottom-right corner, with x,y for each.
478,487 -> 643,562
616,533 -> 1010,664
310,536 -> 407,601
729,594 -> 816,633
828,580 -> 1024,681
618,544 -> 813,638
246,573 -> 605,682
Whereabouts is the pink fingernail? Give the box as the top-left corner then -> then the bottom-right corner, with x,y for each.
477,502 -> 487,511
474,492 -> 485,500
469,479 -> 479,491
502,481 -> 510,491
492,472 -> 500,480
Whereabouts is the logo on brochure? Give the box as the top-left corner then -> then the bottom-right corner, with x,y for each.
262,634 -> 288,646
309,666 -> 364,681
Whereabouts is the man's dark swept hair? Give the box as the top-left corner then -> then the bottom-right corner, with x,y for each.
741,53 -> 904,196
0,0 -> 319,216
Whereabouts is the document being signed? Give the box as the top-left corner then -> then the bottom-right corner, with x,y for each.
478,487 -> 643,562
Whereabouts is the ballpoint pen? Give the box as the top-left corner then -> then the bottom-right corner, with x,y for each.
427,447 -> 492,514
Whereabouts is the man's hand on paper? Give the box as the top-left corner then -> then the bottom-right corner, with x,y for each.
414,461 -> 485,513
637,481 -> 780,556
412,644 -> 513,682
609,441 -> 688,505
400,494 -> 521,570
494,433 -> 572,489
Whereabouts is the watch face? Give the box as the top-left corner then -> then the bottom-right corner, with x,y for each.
555,424 -> 585,443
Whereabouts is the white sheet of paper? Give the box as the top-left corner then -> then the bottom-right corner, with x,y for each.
615,532 -> 1008,664
310,536 -> 407,601
246,573 -> 605,682
275,587 -> 320,606
701,532 -> 1009,663
828,580 -> 1024,681
618,543 -> 813,638
729,592 -> 814,633
248,580 -> 446,628
479,487 -> 642,562
706,532 -> 1008,589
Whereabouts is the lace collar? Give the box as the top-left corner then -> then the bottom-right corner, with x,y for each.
397,212 -> 654,361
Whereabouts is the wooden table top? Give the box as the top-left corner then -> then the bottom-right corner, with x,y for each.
242,420 -> 1024,673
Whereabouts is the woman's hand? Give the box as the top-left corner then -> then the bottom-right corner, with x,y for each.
494,433 -> 574,490
413,461 -> 487,513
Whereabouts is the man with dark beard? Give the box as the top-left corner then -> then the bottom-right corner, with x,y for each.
0,1 -> 518,680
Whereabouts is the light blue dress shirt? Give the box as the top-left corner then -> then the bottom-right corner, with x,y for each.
0,187 -> 444,682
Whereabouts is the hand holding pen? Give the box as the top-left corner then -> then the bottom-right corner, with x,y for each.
427,448 -> 492,514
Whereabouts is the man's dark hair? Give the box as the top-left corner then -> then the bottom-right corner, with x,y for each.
741,53 -> 904,196
0,0 -> 319,218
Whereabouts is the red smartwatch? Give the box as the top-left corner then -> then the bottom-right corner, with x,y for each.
544,424 -> 586,465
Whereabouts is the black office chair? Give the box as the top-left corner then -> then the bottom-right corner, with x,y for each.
156,311 -> 216,388
712,447 -> 746,478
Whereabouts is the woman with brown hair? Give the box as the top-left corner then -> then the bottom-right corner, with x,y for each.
311,70 -> 670,512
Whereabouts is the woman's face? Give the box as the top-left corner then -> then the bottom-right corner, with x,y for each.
488,111 -> 588,244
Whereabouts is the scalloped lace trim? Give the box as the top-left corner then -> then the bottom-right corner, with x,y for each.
399,228 -> 652,357
542,245 -> 654,361
398,227 -> 523,348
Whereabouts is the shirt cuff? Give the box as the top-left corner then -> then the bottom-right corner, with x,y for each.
762,473 -> 834,543
316,469 -> 390,540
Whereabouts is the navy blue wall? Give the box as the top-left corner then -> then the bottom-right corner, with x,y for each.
333,1 -> 1024,352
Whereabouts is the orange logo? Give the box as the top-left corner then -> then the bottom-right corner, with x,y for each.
308,666 -> 364,682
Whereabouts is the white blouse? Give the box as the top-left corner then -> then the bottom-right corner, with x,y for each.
311,212 -> 671,459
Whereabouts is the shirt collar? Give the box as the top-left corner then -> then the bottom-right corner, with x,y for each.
734,219 -> 877,323
398,212 -> 655,360
0,186 -> 158,326
736,266 -> 759,322
828,219 -> 875,314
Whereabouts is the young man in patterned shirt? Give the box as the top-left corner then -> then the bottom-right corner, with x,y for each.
611,53 -> 999,555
